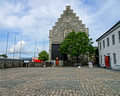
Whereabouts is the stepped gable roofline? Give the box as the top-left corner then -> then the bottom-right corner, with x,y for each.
51,5 -> 88,30
96,20 -> 120,41
66,5 -> 71,10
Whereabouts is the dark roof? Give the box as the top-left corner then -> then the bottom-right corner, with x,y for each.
96,20 -> 120,41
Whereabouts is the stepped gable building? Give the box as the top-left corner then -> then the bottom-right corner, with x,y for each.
49,5 -> 89,66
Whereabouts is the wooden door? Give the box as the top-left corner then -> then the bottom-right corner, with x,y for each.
56,60 -> 59,66
105,56 -> 110,67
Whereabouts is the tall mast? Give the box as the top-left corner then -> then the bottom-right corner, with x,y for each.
19,38 -> 22,59
43,39 -> 44,51
34,39 -> 37,59
13,35 -> 16,59
5,32 -> 9,56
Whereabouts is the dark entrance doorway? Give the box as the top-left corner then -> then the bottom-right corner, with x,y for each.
51,44 -> 67,60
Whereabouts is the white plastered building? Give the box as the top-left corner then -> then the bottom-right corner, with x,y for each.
96,20 -> 120,70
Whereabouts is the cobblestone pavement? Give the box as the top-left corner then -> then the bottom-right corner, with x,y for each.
0,67 -> 120,96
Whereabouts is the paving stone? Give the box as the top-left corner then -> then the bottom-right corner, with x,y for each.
0,80 -> 26,89
0,67 -> 120,95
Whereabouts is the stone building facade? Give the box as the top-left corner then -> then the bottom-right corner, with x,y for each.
49,6 -> 89,66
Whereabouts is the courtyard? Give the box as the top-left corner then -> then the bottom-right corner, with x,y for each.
0,67 -> 120,96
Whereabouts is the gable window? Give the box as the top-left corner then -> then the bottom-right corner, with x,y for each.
112,34 -> 115,45
113,53 -> 116,64
103,40 -> 105,48
118,31 -> 120,43
107,38 -> 109,47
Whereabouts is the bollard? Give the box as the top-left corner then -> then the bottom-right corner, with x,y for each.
89,62 -> 93,68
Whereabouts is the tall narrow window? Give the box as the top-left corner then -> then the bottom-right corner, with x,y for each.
112,34 -> 115,45
100,42 -> 101,50
113,53 -> 116,64
101,55 -> 102,63
103,40 -> 105,48
118,31 -> 120,43
107,38 -> 109,47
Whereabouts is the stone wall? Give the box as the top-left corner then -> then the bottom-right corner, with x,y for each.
0,59 -> 4,68
34,62 -> 43,67
4,59 -> 13,68
29,62 -> 52,67
0,59 -> 24,69
0,59 -> 52,69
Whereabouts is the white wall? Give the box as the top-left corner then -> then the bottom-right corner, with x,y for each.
98,27 -> 120,69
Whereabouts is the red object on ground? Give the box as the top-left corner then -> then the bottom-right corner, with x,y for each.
105,56 -> 110,67
33,59 -> 43,63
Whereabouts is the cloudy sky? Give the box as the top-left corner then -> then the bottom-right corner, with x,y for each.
0,0 -> 120,58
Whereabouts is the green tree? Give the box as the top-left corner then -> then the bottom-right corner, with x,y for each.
38,50 -> 49,61
0,54 -> 8,58
59,30 -> 94,62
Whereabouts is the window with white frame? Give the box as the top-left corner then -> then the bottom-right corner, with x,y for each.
101,55 -> 102,63
100,42 -> 101,50
107,38 -> 109,47
113,53 -> 116,64
118,31 -> 120,43
112,34 -> 115,45
103,40 -> 105,48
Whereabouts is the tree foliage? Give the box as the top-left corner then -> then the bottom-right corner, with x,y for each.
59,30 -> 94,62
0,54 -> 8,58
38,50 -> 49,61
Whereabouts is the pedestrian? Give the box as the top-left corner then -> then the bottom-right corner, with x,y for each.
43,62 -> 46,68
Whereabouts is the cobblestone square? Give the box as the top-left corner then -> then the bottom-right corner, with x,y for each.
0,67 -> 120,96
